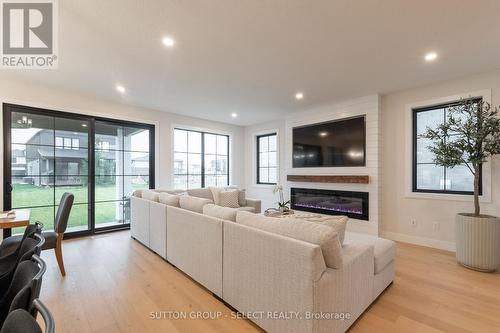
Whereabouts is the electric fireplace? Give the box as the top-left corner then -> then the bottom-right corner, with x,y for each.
290,188 -> 369,221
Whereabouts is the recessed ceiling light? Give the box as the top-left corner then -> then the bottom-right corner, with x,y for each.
424,52 -> 438,62
82,124 -> 87,128
116,85 -> 126,93
162,36 -> 175,47
319,131 -> 328,137
231,112 -> 238,118
295,92 -> 304,100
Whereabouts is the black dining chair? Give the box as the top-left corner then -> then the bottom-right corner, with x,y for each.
0,299 -> 54,333
0,193 -> 73,276
0,223 -> 43,258
0,234 -> 44,297
0,254 -> 46,326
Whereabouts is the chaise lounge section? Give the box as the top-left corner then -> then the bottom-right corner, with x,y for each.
130,188 -> 395,333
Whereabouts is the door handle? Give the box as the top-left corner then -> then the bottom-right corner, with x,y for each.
5,182 -> 13,194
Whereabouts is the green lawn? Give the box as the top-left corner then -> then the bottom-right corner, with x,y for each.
11,183 -> 147,233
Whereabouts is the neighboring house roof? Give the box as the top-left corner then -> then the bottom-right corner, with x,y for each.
37,147 -> 88,159
132,154 -> 149,162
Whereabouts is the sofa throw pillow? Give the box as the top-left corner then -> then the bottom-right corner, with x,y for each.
219,190 -> 240,208
236,211 -> 343,269
296,215 -> 348,245
141,190 -> 159,202
209,187 -> 222,205
225,186 -> 247,206
158,192 -> 180,207
179,195 -> 213,214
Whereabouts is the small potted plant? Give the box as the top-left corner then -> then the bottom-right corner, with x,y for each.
272,184 -> 292,215
423,98 -> 500,272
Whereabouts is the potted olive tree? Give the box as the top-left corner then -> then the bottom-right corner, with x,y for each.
423,98 -> 500,272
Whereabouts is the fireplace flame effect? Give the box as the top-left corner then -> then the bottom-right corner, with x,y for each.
294,202 -> 363,215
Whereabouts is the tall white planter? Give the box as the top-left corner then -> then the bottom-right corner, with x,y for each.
456,213 -> 500,272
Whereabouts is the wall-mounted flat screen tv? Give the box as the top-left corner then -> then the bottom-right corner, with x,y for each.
292,116 -> 366,167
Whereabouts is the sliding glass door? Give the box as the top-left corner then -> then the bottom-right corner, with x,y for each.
94,121 -> 151,230
3,104 -> 154,237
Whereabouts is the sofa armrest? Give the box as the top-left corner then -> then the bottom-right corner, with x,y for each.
245,198 -> 261,214
313,244 -> 374,333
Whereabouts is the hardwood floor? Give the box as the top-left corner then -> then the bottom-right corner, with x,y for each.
39,231 -> 500,333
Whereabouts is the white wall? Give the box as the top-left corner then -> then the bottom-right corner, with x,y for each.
381,69 -> 500,251
245,95 -> 381,235
0,77 -> 245,210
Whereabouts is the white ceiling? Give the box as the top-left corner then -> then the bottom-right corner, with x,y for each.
3,0 -> 500,126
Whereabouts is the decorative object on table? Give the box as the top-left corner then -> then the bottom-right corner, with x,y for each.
264,208 -> 295,218
272,184 -> 291,214
423,98 -> 500,272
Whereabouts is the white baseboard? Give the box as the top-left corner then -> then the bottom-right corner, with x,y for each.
380,231 -> 456,252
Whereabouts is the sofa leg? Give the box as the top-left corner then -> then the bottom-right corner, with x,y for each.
55,233 -> 66,276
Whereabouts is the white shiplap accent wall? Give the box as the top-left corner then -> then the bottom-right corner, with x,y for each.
284,94 -> 381,235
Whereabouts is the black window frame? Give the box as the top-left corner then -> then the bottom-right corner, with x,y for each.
173,128 -> 230,188
256,133 -> 278,185
412,98 -> 482,195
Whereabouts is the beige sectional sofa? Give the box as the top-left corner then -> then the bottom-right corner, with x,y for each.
130,188 -> 395,333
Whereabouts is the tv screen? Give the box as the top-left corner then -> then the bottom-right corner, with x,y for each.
293,116 -> 366,167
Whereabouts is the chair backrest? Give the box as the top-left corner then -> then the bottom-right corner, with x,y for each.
54,193 -> 74,234
0,255 -> 46,323
8,255 -> 46,316
0,299 -> 54,333
17,234 -> 44,263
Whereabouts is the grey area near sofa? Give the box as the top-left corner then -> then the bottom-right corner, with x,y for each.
130,190 -> 395,333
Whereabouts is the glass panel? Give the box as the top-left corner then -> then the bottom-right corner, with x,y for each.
173,153 -> 187,174
446,165 -> 474,192
204,175 -> 216,187
188,131 -> 202,153
124,152 -> 149,176
216,175 -> 228,187
204,154 -> 216,174
259,136 -> 268,152
416,164 -> 444,190
173,175 -> 187,189
124,176 -> 149,199
259,168 -> 269,183
123,127 -> 149,152
95,201 -> 125,227
268,167 -> 277,183
416,138 -> 435,163
188,153 -> 202,173
95,179 -> 124,202
268,151 -> 277,167
95,122 -> 121,150
55,148 -> 88,175
216,136 -> 228,155
95,150 -> 117,175
174,129 -> 187,152
64,203 -> 88,232
55,177 -> 88,204
205,134 -> 217,154
268,135 -> 277,151
11,144 -> 49,177
416,108 -> 444,136
11,177 -> 54,208
27,206 -> 55,232
187,175 -> 202,189
11,112 -> 54,146
260,152 -> 269,167
215,156 -> 227,175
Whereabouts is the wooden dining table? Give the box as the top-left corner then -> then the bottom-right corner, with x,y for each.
0,210 -> 31,236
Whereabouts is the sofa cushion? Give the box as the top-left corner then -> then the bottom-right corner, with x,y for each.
226,186 -> 247,206
187,188 -> 214,200
179,196 -> 214,214
203,204 -> 238,222
236,211 -> 343,269
344,231 -> 396,274
141,190 -> 159,202
132,189 -> 143,198
295,214 -> 348,245
209,187 -> 222,204
158,193 -> 180,207
219,190 -> 240,208
236,206 -> 255,213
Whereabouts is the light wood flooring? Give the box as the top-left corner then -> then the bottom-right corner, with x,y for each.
38,231 -> 500,333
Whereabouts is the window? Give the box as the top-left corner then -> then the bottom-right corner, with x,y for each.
72,138 -> 79,150
257,133 -> 277,184
63,137 -> 72,149
173,128 -> 229,189
55,137 -> 63,147
413,98 -> 482,194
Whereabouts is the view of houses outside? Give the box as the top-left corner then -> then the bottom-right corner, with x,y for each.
10,112 -> 150,232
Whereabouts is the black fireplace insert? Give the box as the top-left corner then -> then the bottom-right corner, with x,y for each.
290,187 -> 369,221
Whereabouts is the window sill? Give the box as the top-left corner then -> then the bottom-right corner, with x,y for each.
252,183 -> 277,189
405,191 -> 491,203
